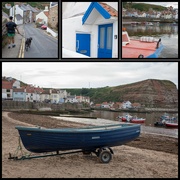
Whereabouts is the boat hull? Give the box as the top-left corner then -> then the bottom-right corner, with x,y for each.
131,119 -> 145,123
165,122 -> 178,128
15,124 -> 141,153
122,40 -> 163,58
121,117 -> 127,121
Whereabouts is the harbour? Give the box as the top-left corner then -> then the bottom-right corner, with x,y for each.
51,110 -> 178,138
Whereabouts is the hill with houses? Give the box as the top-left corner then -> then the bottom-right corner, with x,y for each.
2,77 -> 178,108
122,2 -> 178,20
122,2 -> 167,12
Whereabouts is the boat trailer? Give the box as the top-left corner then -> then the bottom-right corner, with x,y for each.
8,136 -> 114,163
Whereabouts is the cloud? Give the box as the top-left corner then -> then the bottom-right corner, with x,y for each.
2,62 -> 178,89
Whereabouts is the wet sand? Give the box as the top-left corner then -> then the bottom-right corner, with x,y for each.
2,111 -> 178,178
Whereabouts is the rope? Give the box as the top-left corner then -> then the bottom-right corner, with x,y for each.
13,136 -> 31,159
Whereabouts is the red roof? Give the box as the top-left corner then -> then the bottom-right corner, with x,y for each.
26,89 -> 34,93
102,102 -> 109,105
99,2 -> 118,17
34,87 -> 44,93
2,81 -> 13,89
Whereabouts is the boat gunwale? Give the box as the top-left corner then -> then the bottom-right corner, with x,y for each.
15,124 -> 141,133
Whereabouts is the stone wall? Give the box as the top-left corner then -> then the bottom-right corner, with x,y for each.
2,101 -> 85,111
48,5 -> 58,29
2,18 -> 8,36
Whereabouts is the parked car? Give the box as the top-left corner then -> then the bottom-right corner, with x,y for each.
41,24 -> 47,30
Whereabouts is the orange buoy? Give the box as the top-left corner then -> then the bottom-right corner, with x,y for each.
122,27 -> 126,31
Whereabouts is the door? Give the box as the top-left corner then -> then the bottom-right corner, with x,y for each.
76,33 -> 90,56
98,24 -> 113,58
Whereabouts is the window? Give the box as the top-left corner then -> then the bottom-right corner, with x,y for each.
6,89 -> 10,92
107,26 -> 113,49
100,27 -> 105,48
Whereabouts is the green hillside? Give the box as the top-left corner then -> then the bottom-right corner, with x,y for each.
65,79 -> 177,107
122,2 -> 167,11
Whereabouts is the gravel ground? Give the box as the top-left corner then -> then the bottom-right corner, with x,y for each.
2,111 -> 178,178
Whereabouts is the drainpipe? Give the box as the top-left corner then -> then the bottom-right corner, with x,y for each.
14,2 -> 16,23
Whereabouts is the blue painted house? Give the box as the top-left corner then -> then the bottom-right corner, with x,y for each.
13,88 -> 26,101
62,2 -> 118,58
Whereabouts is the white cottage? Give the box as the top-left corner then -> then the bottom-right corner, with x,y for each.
62,2 -> 118,58
36,6 -> 49,25
10,5 -> 24,25
122,101 -> 132,109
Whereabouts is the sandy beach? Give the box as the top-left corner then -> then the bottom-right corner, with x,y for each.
2,111 -> 178,178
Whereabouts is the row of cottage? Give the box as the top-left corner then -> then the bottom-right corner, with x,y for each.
123,6 -> 178,19
2,77 -> 90,104
3,2 -> 58,29
95,101 -> 141,109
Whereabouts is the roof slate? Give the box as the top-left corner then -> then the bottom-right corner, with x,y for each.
16,14 -> 23,21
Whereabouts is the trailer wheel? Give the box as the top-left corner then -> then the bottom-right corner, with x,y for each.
99,150 -> 112,163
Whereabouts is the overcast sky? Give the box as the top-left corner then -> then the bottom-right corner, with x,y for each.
2,62 -> 178,89
135,2 -> 178,9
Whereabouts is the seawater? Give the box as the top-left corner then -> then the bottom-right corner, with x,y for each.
51,110 -> 178,138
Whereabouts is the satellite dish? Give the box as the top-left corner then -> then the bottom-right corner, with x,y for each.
5,4 -> 12,9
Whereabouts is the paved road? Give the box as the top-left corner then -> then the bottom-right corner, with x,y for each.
24,24 -> 58,58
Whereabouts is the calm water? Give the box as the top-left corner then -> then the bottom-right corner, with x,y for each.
88,110 -> 177,126
53,110 -> 178,138
88,110 -> 178,138
123,23 -> 178,58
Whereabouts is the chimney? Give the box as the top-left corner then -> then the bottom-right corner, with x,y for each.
44,6 -> 49,11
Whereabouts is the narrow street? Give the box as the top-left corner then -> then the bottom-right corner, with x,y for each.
24,23 -> 58,58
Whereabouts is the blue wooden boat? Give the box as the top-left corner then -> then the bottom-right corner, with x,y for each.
13,124 -> 141,163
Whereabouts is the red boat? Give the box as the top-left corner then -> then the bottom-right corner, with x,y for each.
118,114 -> 145,123
131,118 -> 145,123
117,114 -> 132,122
122,28 -> 163,58
165,122 -> 178,128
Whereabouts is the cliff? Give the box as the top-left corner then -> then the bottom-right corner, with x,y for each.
108,79 -> 178,108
